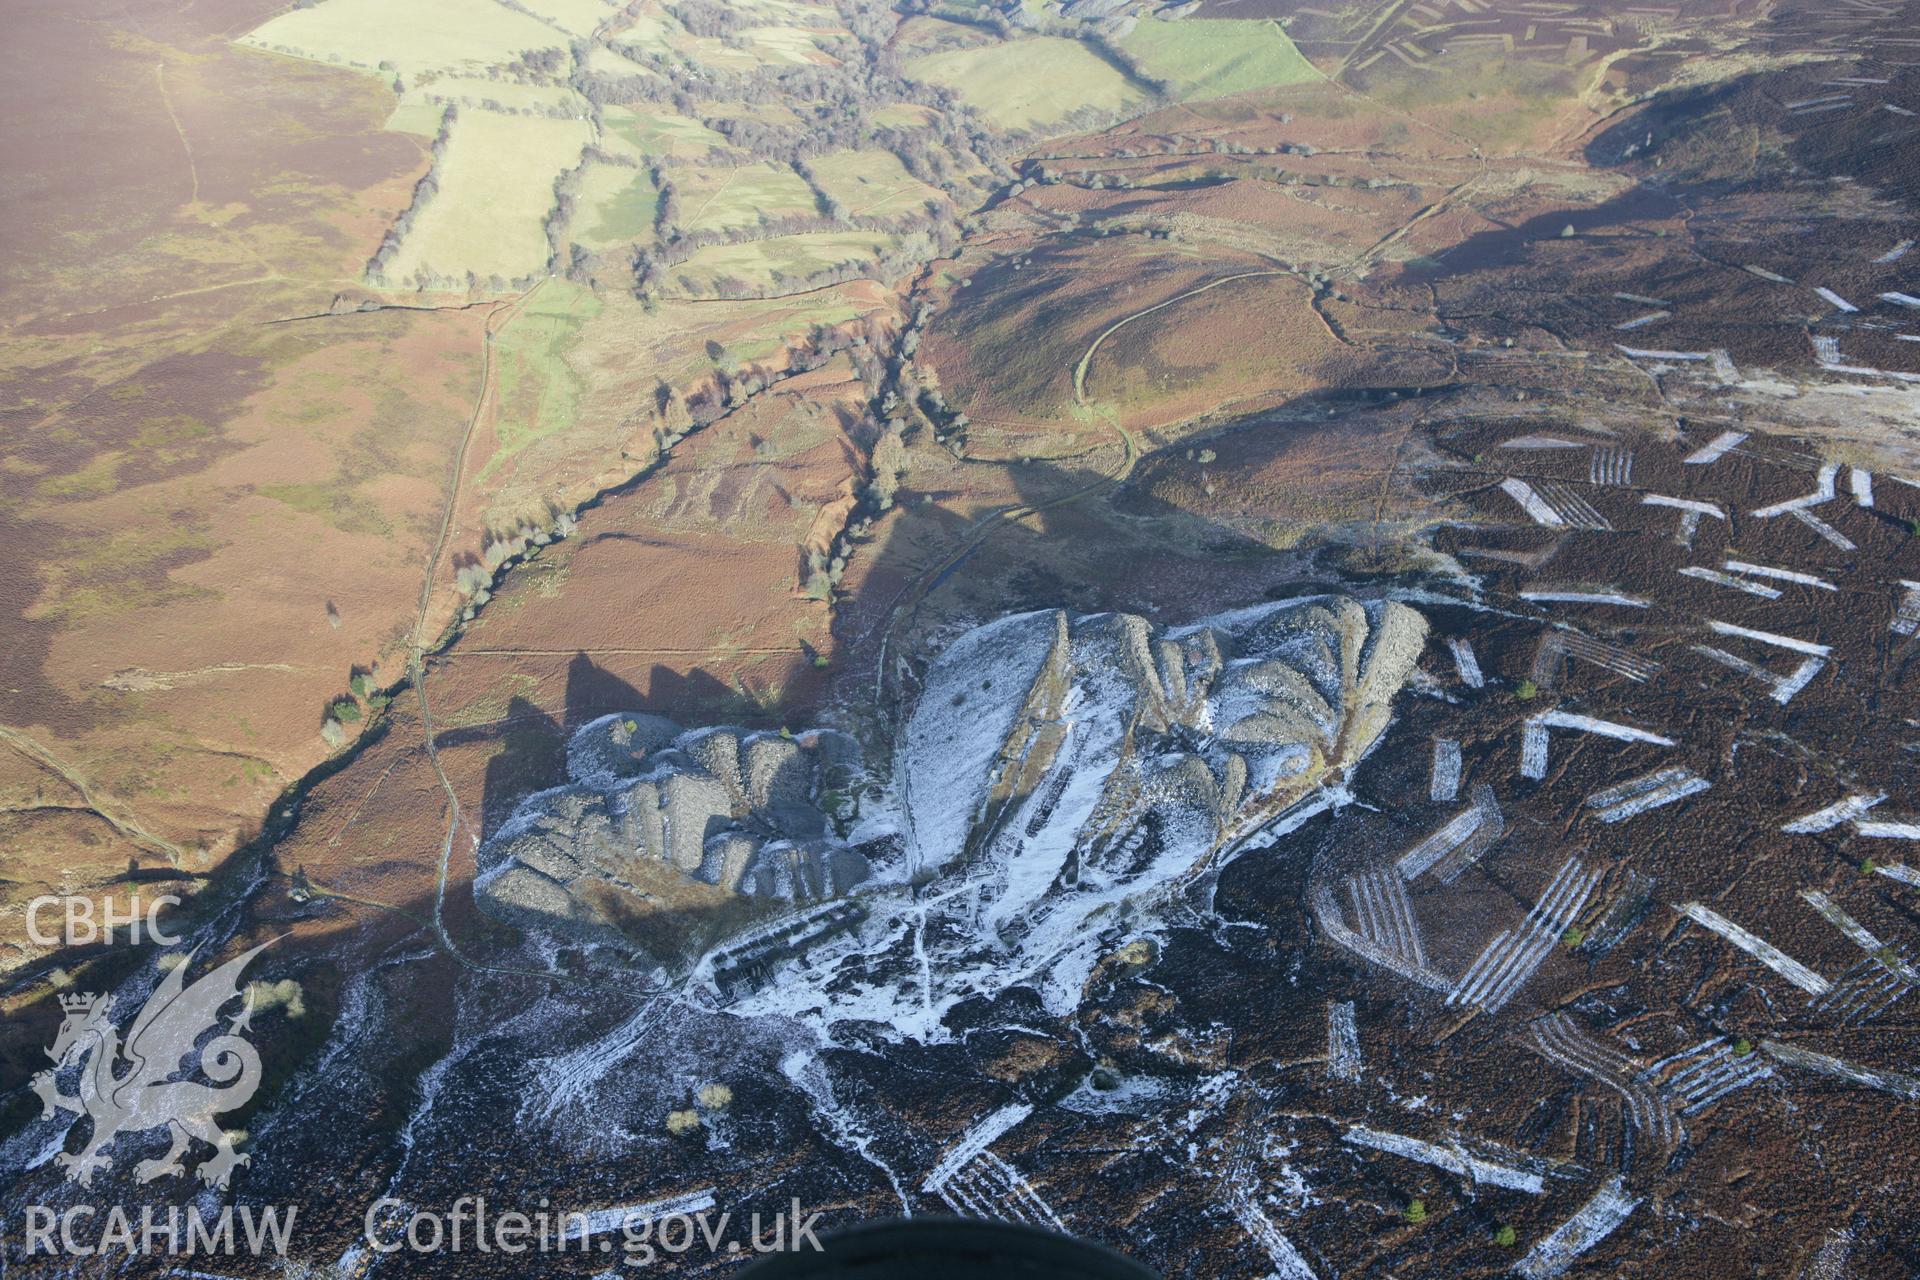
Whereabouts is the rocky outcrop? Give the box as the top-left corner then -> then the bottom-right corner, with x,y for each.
900,597 -> 1427,939
476,715 -> 872,953
711,594 -> 1431,1030
478,597 -> 1426,973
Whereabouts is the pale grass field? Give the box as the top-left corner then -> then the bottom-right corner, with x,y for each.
576,163 -> 661,250
240,0 -> 561,75
515,0 -> 622,37
811,150 -> 945,218
669,231 -> 894,292
604,106 -> 731,158
387,112 -> 592,282
677,161 -> 819,235
906,36 -> 1142,131
1120,18 -> 1321,101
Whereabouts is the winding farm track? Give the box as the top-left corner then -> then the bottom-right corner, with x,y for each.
1070,270 -> 1292,405
871,270 -> 1303,709
153,62 -> 201,207
410,281 -> 549,660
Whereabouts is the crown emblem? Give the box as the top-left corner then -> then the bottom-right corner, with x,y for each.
58,992 -> 100,1014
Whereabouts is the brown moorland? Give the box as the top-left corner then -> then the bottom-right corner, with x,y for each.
0,0 -> 904,958
0,0 -> 476,939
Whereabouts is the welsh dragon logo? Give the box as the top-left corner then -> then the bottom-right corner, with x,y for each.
32,941 -> 271,1189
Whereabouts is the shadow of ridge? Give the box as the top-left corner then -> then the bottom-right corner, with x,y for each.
1585,62 -> 1920,208
835,431 -> 1434,755
468,659 -> 768,841
564,648 -> 646,730
0,415 -> 1450,1227
0,856 -> 798,1202
1399,63 -> 1920,289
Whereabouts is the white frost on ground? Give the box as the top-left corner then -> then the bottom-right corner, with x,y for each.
1430,738 -> 1462,802
1226,1189 -> 1319,1280
1892,581 -> 1920,636
782,1048 -> 915,1213
1519,590 -> 1648,607
1449,858 -> 1599,1012
924,1103 -> 1032,1192
1712,621 -> 1827,660
1760,1040 -> 1920,1100
1855,815 -> 1920,838
1499,478 -> 1567,526
900,610 -> 1060,875
562,1189 -> 719,1242
721,599 -> 1427,1043
1643,493 -> 1725,517
1683,430 -> 1747,464
1343,1124 -> 1546,1193
1521,711 -> 1674,780
1677,902 -> 1832,995
1679,566 -> 1782,599
1327,1001 -> 1362,1081
1514,1175 -> 1640,1279
1057,1073 -> 1176,1115
1724,559 -> 1836,591
1586,767 -> 1710,823
1447,637 -> 1485,688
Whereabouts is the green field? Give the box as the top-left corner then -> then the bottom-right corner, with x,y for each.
604,107 -> 732,158
905,36 -> 1144,132
612,10 -> 679,50
734,0 -> 843,21
484,282 -> 602,480
810,151 -> 945,218
585,45 -> 660,80
902,22 -> 1318,132
577,164 -> 661,249
387,112 -> 592,284
669,231 -> 893,292
738,24 -> 830,65
677,161 -> 819,235
384,101 -> 445,136
240,0 -> 562,74
871,103 -> 936,129
1121,19 -> 1320,100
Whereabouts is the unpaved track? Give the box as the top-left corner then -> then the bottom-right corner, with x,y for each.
404,282 -> 560,980
0,726 -> 185,862
1071,270 -> 1292,405
870,273 -> 1284,707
